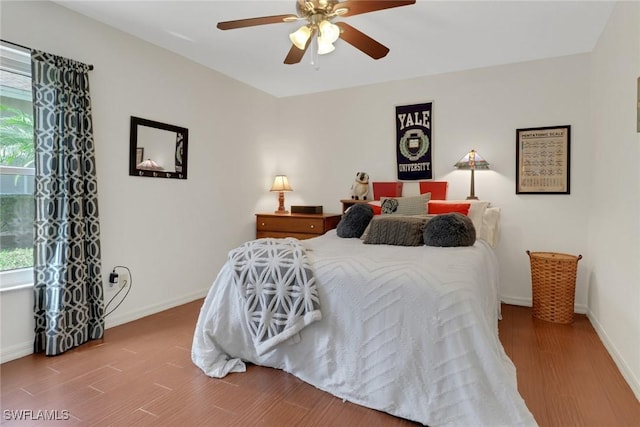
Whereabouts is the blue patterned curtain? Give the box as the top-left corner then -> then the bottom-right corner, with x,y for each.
31,50 -> 104,356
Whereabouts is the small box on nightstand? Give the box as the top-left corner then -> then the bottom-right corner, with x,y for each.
291,205 -> 323,214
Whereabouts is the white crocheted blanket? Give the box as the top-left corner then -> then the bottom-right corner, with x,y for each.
228,238 -> 321,356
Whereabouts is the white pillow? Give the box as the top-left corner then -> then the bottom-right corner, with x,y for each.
479,207 -> 501,248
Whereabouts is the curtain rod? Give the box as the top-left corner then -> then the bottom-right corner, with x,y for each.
1,39 -> 94,70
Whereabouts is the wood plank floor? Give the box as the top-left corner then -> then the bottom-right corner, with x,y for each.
1,301 -> 639,426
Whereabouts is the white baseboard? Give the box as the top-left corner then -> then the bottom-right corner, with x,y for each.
499,295 -> 588,314
104,288 -> 208,329
586,309 -> 640,401
499,295 -> 532,308
0,341 -> 34,364
0,289 -> 209,364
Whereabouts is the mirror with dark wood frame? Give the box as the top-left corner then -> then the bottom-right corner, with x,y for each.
129,116 -> 188,179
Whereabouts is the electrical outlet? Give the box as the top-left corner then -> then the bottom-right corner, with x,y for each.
118,272 -> 129,289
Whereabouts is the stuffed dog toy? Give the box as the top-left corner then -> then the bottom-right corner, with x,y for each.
350,171 -> 370,200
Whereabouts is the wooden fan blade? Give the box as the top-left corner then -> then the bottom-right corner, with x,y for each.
284,28 -> 315,64
336,22 -> 389,59
334,1 -> 415,17
217,14 -> 297,30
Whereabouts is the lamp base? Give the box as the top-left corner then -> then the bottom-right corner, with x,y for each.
275,191 -> 288,215
467,169 -> 479,201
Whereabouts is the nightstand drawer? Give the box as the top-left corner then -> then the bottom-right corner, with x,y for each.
255,213 -> 341,240
257,216 -> 324,234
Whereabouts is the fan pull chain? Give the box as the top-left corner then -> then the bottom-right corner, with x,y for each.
311,34 -> 320,70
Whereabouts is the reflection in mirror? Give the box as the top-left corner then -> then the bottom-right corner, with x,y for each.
129,116 -> 188,179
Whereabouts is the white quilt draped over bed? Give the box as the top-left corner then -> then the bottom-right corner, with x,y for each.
228,237 -> 321,356
192,230 -> 537,427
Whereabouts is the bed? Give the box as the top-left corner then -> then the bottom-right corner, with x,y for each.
191,199 -> 536,426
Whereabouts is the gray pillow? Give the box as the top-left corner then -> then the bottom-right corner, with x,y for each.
423,213 -> 476,247
363,215 -> 430,246
380,193 -> 431,215
336,203 -> 374,238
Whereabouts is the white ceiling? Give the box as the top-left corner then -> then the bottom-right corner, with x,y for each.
53,0 -> 614,98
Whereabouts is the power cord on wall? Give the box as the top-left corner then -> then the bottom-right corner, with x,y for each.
105,265 -> 132,317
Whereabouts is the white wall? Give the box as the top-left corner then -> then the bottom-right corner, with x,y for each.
0,0 -> 279,361
588,1 -> 640,399
274,55 -> 593,310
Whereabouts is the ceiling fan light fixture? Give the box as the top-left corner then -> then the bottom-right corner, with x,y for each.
289,25 -> 311,50
318,19 -> 339,43
317,38 -> 335,54
218,0 -> 418,65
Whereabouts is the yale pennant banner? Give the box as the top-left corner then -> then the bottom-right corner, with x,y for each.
395,102 -> 432,180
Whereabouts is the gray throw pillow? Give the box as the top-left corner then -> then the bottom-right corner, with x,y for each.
336,203 -> 374,238
423,213 -> 476,247
363,215 -> 430,246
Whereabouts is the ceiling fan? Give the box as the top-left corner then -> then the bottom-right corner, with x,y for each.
217,0 -> 416,65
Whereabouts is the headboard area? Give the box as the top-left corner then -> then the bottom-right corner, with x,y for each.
418,181 -> 448,200
372,182 -> 403,200
371,181 -> 448,200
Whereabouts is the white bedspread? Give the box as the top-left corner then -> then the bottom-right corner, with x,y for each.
192,230 -> 537,426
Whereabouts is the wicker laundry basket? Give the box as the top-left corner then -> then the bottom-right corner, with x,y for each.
527,251 -> 582,324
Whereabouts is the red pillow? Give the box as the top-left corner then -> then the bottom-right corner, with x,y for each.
368,203 -> 382,215
427,202 -> 470,216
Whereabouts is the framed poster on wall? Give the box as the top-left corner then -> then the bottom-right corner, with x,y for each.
395,102 -> 432,180
516,125 -> 570,194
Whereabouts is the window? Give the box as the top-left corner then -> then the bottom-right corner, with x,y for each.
0,42 -> 33,290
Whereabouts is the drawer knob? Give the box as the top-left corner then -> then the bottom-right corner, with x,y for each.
310,224 -> 315,229
261,222 -> 265,226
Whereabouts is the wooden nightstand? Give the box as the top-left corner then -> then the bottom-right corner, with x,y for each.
256,213 -> 342,240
